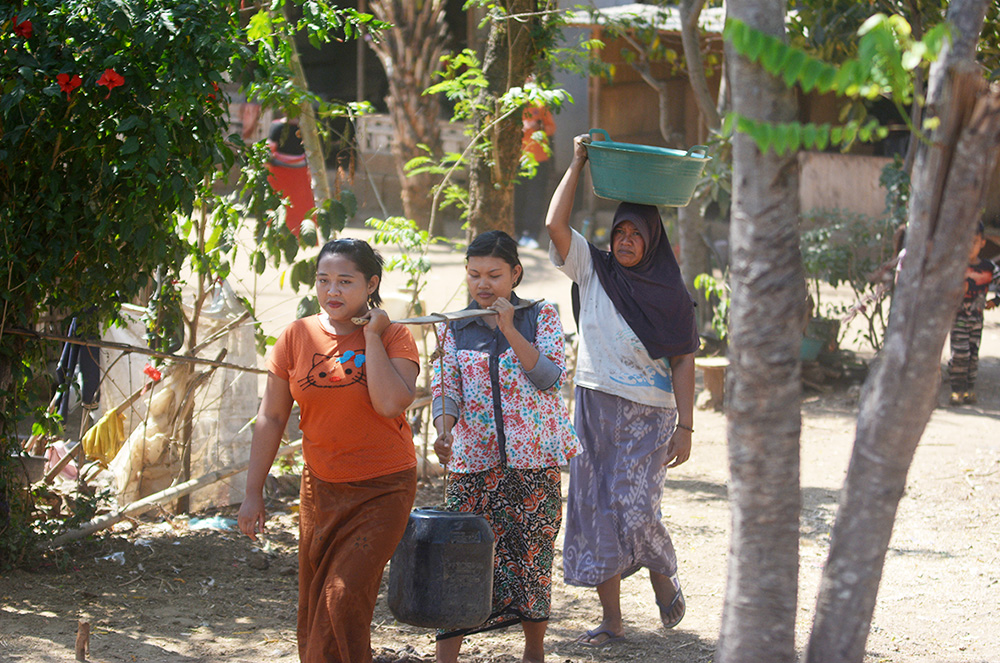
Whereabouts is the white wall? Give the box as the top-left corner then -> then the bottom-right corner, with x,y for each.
799,152 -> 892,220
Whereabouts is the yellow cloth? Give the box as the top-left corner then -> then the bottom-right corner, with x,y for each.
81,407 -> 126,466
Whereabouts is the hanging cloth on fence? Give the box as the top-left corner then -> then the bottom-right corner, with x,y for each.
81,407 -> 126,466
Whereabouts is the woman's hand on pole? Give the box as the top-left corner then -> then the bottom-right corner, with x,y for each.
490,297 -> 540,371
434,431 -> 454,466
489,297 -> 516,337
359,308 -> 391,336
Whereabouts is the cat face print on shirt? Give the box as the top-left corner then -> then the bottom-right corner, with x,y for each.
298,351 -> 366,390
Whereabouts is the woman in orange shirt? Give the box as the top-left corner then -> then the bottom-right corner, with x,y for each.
238,238 -> 420,663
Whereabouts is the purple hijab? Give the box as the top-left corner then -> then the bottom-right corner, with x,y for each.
587,202 -> 699,359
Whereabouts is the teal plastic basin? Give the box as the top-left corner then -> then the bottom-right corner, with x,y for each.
584,129 -> 711,207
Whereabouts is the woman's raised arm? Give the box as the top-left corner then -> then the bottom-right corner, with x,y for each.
546,135 -> 590,263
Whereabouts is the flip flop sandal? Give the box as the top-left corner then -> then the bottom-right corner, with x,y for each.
657,578 -> 686,629
576,628 -> 626,648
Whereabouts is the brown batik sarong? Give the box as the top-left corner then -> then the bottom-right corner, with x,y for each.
297,465 -> 416,663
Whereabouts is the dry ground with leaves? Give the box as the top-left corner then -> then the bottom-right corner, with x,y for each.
3,238 -> 1000,663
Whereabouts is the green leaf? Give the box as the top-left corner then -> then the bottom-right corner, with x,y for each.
120,136 -> 140,155
283,231 -> 299,263
815,124 -> 830,152
802,123 -> 818,149
118,115 -> 142,132
761,39 -> 786,73
745,29 -> 768,62
247,10 -> 273,42
781,49 -> 808,88
799,59 -> 827,93
722,113 -> 737,137
786,124 -> 802,153
902,42 -> 926,71
112,9 -> 130,31
815,66 -> 838,94
922,23 -> 951,60
858,13 -> 889,37
299,219 -> 318,247
339,190 -> 357,219
297,296 -> 319,319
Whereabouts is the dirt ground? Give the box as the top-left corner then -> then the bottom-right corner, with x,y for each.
3,236 -> 1000,663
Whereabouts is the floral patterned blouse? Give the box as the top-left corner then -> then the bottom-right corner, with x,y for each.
431,296 -> 581,473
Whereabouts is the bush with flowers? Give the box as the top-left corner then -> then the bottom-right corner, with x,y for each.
0,0 -> 377,566
0,0 -> 252,565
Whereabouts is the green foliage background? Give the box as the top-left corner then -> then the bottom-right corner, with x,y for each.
1,1 -> 242,332
1,0 -> 254,565
0,0 -> 373,567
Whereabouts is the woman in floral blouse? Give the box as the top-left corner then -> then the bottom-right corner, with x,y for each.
432,230 -> 580,663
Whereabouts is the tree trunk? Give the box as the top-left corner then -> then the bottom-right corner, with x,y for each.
717,2 -> 803,663
680,0 -> 722,131
284,8 -> 333,210
678,0 -> 720,326
467,1 -> 541,236
805,2 -> 997,661
368,0 -> 449,230
619,34 -> 684,148
678,198 -> 712,329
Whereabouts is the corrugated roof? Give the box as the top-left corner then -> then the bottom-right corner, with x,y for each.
565,3 -> 727,35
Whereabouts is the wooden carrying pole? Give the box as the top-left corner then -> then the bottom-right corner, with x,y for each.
48,441 -> 303,548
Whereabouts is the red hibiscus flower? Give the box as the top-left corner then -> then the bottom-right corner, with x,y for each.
57,73 -> 82,100
13,16 -> 33,39
143,364 -> 163,382
97,68 -> 124,98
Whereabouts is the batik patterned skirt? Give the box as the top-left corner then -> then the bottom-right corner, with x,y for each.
562,386 -> 679,587
438,465 -> 562,640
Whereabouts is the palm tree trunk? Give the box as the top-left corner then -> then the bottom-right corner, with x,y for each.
368,0 -> 449,230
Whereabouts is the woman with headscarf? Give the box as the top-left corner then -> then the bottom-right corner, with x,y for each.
545,135 -> 698,647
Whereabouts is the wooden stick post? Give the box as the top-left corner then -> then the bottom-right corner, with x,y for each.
75,620 -> 90,661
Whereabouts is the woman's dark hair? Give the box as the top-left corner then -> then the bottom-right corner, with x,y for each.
466,230 -> 523,287
317,238 -> 384,307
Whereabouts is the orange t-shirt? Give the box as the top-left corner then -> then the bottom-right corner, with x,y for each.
267,316 -> 420,483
